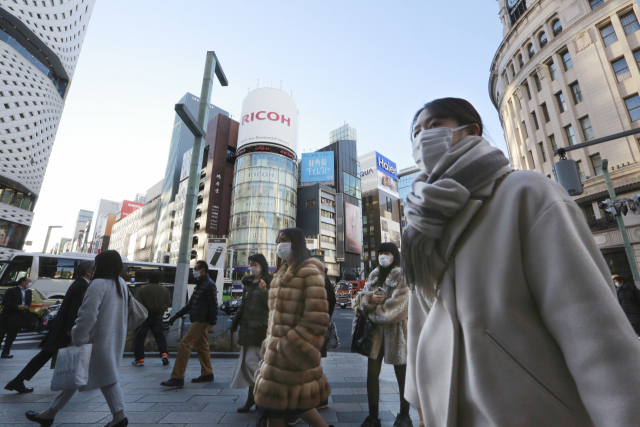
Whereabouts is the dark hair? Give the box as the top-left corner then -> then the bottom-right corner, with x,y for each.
277,228 -> 310,267
613,275 -> 626,284
92,250 -> 124,298
195,260 -> 209,273
376,242 -> 400,288
17,276 -> 28,284
248,253 -> 269,277
147,270 -> 162,283
75,260 -> 94,279
411,97 -> 484,140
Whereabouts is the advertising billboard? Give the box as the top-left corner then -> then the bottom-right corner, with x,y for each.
116,200 -> 144,221
301,152 -> 334,183
344,202 -> 362,254
381,218 -> 401,250
207,238 -> 228,269
237,88 -> 298,155
376,152 -> 398,180
378,170 -> 399,198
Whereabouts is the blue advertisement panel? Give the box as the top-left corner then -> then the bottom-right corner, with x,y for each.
376,152 -> 398,180
301,152 -> 335,183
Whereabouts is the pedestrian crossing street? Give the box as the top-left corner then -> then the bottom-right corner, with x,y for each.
8,331 -> 45,350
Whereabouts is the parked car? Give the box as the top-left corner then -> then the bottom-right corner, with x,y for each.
220,298 -> 241,315
0,287 -> 59,332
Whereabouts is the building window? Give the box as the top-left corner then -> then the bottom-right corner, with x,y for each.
522,121 -> 528,138
510,63 -> 516,78
561,50 -> 573,70
553,19 -> 563,36
620,10 -> 640,36
548,60 -> 558,80
533,73 -> 542,91
556,92 -> 567,112
306,200 -> 315,207
570,82 -> 583,104
529,150 -> 536,169
539,142 -> 547,162
565,124 -> 577,145
342,171 -> 361,199
625,94 -> 640,121
590,0 -> 604,10
612,57 -> 632,82
523,81 -> 532,100
549,134 -> 558,151
518,54 -> 524,68
540,32 -> 548,48
577,160 -> 586,181
532,111 -> 539,130
600,23 -> 618,47
590,153 -> 603,176
580,116 -> 595,140
541,103 -> 551,122
528,43 -> 535,59
386,197 -> 392,213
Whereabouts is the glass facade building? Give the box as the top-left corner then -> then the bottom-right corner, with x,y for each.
398,166 -> 420,202
330,124 -> 357,144
228,152 -> 298,267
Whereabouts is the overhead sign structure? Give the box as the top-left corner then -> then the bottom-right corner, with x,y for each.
207,238 -> 228,269
301,152 -> 334,183
237,88 -> 299,156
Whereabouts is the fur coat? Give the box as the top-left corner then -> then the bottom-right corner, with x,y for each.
254,258 -> 331,410
360,266 -> 409,365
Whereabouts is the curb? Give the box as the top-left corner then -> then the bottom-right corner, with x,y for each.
123,352 -> 239,359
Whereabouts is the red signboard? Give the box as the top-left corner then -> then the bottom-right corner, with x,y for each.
116,200 -> 144,221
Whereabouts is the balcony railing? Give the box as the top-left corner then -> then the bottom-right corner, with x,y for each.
587,216 -> 618,232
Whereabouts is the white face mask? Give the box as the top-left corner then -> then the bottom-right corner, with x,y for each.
379,255 -> 394,267
614,281 -> 621,287
413,125 -> 469,174
277,242 -> 293,261
192,270 -> 201,279
251,266 -> 262,277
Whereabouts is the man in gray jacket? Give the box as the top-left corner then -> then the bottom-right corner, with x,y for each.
161,261 -> 218,387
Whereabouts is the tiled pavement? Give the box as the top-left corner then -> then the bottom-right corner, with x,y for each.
0,350 -> 419,427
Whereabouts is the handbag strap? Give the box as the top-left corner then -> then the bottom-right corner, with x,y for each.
436,170 -> 514,289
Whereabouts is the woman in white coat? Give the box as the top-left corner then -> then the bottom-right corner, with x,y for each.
25,250 -> 129,427
403,98 -> 640,427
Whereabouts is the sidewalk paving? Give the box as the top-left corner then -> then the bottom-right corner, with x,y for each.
0,350 -> 418,427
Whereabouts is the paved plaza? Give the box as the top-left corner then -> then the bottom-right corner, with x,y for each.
0,350 -> 419,427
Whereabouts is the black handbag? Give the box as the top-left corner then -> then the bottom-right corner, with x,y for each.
351,311 -> 375,357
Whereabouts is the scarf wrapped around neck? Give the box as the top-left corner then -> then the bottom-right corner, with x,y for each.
401,135 -> 511,301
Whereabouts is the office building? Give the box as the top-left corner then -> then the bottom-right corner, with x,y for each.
85,199 -> 119,253
228,88 -> 299,269
0,0 -> 97,258
398,165 -> 420,231
491,0 -> 640,276
359,151 -> 402,276
70,209 -> 93,252
89,213 -> 115,254
152,92 -> 228,263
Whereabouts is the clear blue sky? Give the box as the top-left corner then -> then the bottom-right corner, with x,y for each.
28,0 -> 505,252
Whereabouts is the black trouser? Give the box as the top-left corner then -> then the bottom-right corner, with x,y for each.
133,317 -> 168,360
15,349 -> 56,382
367,346 -> 410,418
0,315 -> 19,356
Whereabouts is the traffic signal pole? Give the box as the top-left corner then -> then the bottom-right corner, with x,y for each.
602,159 -> 640,282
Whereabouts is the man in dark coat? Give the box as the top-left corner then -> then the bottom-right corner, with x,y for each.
132,270 -> 171,366
0,276 -> 32,359
614,275 -> 640,336
161,260 -> 218,387
4,261 -> 93,393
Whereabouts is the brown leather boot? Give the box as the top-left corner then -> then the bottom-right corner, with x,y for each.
237,386 -> 255,413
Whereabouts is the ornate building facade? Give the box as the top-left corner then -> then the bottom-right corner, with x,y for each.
490,0 -> 640,277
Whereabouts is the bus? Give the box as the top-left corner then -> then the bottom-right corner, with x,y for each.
0,252 -> 232,305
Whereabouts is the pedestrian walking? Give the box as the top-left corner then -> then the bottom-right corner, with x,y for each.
0,276 -> 32,358
161,260 -> 218,387
403,97 -> 640,426
5,261 -> 94,393
614,276 -> 640,336
357,243 -> 411,427
132,270 -> 171,367
25,250 -> 128,427
253,228 -> 335,427
230,253 -> 272,413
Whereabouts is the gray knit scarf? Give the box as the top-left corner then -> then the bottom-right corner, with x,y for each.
401,136 -> 511,301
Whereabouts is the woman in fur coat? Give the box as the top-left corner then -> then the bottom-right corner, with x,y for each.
358,242 -> 411,427
253,227 -> 335,427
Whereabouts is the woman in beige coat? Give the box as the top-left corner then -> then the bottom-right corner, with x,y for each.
253,227 -> 334,427
403,97 -> 640,427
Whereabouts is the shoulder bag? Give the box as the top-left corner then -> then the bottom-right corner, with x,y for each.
127,291 -> 148,332
351,309 -> 376,357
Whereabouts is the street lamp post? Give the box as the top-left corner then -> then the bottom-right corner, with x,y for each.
42,226 -> 62,253
167,51 -> 228,347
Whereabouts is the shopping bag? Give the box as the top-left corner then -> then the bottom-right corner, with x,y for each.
50,344 -> 92,391
326,322 -> 340,350
127,291 -> 148,332
351,314 -> 375,357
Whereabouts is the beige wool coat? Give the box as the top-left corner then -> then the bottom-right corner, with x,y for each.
405,171 -> 640,427
254,258 -> 331,410
360,267 -> 409,365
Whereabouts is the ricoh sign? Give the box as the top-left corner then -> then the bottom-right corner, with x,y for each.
237,88 -> 299,156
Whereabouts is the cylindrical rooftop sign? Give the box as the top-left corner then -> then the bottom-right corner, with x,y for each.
237,88 -> 298,156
